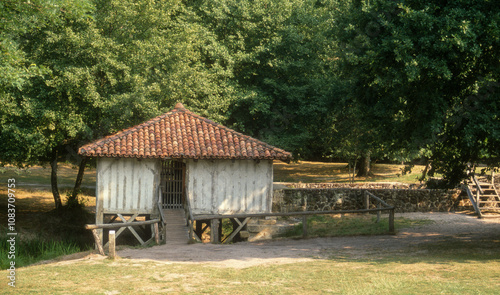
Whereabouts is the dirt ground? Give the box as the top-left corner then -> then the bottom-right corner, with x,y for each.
84,212 -> 499,269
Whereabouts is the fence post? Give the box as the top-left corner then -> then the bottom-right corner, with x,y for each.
364,191 -> 370,213
389,208 -> 395,234
109,230 -> 116,259
376,202 -> 381,223
302,215 -> 308,238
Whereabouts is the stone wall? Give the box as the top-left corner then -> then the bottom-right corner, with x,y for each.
277,182 -> 423,190
272,188 -> 464,213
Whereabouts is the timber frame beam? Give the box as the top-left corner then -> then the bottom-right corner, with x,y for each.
85,218 -> 162,255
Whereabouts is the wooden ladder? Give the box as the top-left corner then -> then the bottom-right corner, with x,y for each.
466,175 -> 500,218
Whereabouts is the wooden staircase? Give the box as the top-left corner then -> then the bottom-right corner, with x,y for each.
465,175 -> 500,218
163,209 -> 190,244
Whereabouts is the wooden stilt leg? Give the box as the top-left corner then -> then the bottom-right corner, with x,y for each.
154,222 -> 160,245
210,219 -> 219,244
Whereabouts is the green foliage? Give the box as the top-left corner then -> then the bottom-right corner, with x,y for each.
0,228 -> 83,269
0,0 -> 238,170
0,0 -> 96,166
1,0 -> 498,188
65,189 -> 86,209
190,0 -> 339,158
330,0 -> 500,185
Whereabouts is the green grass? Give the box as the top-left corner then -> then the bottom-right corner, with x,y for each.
0,163 -> 96,188
3,254 -> 499,294
277,215 -> 434,238
0,228 -> 84,269
273,161 -> 430,183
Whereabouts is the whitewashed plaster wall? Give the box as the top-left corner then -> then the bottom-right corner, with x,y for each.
186,159 -> 273,215
96,158 -> 160,214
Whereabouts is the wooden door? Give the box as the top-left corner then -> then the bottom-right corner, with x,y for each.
160,160 -> 185,209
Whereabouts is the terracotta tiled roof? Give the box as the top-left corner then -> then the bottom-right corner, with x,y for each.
78,103 -> 292,161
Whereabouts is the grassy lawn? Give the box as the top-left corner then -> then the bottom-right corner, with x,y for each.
0,163 -> 96,188
3,255 -> 499,294
273,161 -> 427,183
0,160 -> 425,188
277,214 -> 434,238
1,161 -> 498,293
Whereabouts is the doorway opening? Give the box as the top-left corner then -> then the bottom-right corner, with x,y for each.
160,160 -> 185,209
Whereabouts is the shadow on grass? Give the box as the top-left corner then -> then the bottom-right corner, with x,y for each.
330,235 -> 500,265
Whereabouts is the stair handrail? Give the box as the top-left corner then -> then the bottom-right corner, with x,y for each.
183,191 -> 197,241
158,187 -> 166,226
464,183 -> 481,216
472,174 -> 484,195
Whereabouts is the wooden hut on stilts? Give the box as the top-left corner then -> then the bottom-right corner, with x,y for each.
79,103 -> 292,246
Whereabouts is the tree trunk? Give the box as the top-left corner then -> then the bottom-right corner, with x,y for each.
71,157 -> 87,199
418,159 -> 431,182
50,150 -> 63,209
356,152 -> 372,177
348,160 -> 357,184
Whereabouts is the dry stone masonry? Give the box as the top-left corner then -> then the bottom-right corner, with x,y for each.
272,183 -> 463,213
247,182 -> 466,241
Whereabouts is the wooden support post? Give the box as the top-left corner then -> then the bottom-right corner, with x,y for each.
195,220 -> 203,238
189,220 -> 202,243
210,219 -> 220,244
95,205 -> 104,251
109,230 -> 116,259
389,208 -> 395,234
376,202 -> 381,223
364,191 -> 370,212
154,223 -> 160,245
188,220 -> 194,241
91,229 -> 105,256
302,215 -> 308,238
218,219 -> 223,242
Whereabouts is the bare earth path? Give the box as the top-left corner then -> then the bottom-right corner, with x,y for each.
114,212 -> 500,268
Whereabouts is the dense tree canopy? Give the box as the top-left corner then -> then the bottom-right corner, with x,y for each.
330,0 -> 500,185
188,0 -> 339,158
1,0 -> 499,198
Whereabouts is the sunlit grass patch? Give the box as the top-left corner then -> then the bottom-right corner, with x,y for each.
0,163 -> 96,187
273,161 -> 428,183
277,214 -> 434,238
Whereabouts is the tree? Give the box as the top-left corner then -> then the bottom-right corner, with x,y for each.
0,0 -> 236,208
0,0 -> 95,208
190,0 -> 339,158
330,0 -> 500,186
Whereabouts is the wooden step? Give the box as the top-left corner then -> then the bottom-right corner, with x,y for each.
163,209 -> 189,245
